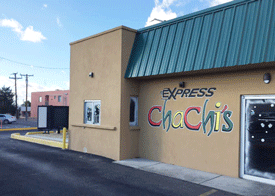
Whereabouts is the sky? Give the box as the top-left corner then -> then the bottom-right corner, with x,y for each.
0,0 -> 232,105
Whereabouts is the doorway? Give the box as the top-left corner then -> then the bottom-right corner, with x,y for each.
240,95 -> 275,185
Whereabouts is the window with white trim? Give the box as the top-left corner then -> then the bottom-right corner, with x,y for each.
84,100 -> 101,125
130,97 -> 138,126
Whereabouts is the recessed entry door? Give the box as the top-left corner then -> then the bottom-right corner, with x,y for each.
240,95 -> 275,185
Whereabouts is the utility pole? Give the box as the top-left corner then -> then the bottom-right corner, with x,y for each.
9,73 -> 22,119
21,74 -> 33,121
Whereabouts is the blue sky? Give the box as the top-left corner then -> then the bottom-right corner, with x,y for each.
0,0 -> 232,105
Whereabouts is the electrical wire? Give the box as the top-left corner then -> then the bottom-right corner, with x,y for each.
0,56 -> 69,70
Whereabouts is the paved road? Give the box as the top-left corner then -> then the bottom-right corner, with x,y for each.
0,131 -> 236,196
1,118 -> 37,129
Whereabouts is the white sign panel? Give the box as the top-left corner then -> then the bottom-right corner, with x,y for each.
38,107 -> 47,128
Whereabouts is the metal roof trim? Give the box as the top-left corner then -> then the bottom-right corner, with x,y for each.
126,62 -> 275,80
125,0 -> 274,79
138,0 -> 256,33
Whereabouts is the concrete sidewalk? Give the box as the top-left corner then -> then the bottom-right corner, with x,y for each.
114,158 -> 275,196
25,131 -> 69,142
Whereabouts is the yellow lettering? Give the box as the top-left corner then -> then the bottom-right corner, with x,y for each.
172,111 -> 184,128
215,111 -> 221,131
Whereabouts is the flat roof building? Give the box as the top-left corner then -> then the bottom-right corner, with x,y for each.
69,0 -> 275,185
31,90 -> 70,118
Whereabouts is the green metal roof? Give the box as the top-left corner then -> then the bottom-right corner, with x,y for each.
125,0 -> 275,78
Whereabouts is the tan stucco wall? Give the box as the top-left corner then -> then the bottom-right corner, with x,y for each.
69,25 -> 275,178
138,67 -> 275,178
119,29 -> 140,160
69,26 -> 137,160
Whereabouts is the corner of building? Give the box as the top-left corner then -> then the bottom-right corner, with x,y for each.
69,26 -> 132,160
118,26 -> 141,160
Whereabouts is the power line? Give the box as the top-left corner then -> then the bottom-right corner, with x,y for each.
0,56 -> 69,70
21,74 -> 34,121
9,73 -> 22,119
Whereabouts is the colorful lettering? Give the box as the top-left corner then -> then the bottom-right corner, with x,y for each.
184,107 -> 201,130
148,106 -> 162,126
222,111 -> 233,132
172,111 -> 184,129
147,99 -> 234,136
163,100 -> 172,132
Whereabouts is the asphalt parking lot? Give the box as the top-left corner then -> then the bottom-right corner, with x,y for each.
0,118 -> 37,129
0,130 -> 236,196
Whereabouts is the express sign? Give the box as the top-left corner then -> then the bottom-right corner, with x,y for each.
162,87 -> 216,100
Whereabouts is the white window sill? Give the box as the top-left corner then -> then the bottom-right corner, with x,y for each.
72,124 -> 116,131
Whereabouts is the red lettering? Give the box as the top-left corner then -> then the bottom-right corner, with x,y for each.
221,105 -> 228,113
148,106 -> 162,126
184,107 -> 202,130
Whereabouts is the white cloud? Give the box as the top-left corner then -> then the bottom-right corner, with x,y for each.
65,81 -> 70,90
0,18 -> 46,43
43,4 -> 47,8
56,17 -> 62,27
21,26 -> 46,42
145,0 -> 178,27
209,0 -> 233,6
0,18 -> 22,33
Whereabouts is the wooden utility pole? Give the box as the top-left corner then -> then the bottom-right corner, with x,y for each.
21,74 -> 33,121
9,73 -> 22,119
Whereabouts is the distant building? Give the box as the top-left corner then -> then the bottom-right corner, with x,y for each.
31,90 -> 70,118
20,106 -> 31,117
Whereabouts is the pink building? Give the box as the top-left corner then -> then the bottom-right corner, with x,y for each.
31,90 -> 70,118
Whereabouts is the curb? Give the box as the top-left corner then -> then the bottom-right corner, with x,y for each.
25,130 -> 65,135
0,127 -> 37,131
11,132 -> 68,149
26,131 -> 54,135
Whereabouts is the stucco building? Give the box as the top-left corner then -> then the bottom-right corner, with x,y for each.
69,0 -> 275,185
31,90 -> 70,118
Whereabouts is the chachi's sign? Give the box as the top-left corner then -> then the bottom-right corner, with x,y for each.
147,87 -> 233,136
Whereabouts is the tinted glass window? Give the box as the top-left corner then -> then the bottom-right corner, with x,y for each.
129,97 -> 138,126
130,99 -> 135,122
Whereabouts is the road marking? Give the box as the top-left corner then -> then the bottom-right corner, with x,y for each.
199,189 -> 218,196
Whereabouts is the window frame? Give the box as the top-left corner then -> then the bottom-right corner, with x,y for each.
84,100 -> 101,125
129,96 -> 138,126
58,95 -> 62,102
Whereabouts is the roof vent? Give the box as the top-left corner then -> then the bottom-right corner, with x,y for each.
150,18 -> 166,23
